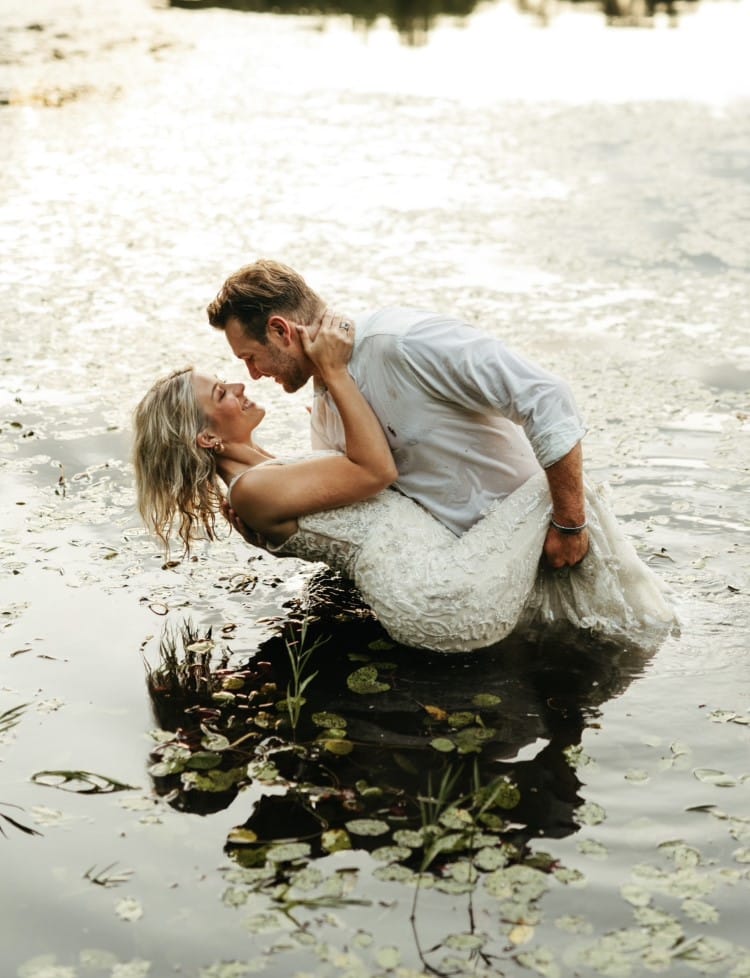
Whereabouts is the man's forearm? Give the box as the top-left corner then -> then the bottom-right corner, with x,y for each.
542,442 -> 589,568
544,441 -> 586,527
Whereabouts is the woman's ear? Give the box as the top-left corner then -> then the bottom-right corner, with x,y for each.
197,430 -> 215,450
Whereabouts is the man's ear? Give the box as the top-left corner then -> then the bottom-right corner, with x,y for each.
267,315 -> 293,345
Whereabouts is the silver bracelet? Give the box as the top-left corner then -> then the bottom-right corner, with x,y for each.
550,517 -> 588,536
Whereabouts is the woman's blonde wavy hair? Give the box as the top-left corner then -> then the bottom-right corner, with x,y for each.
132,367 -> 223,553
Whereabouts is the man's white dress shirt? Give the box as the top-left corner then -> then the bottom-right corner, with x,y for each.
311,306 -> 586,536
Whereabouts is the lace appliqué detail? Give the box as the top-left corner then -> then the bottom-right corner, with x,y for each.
271,470 -> 677,653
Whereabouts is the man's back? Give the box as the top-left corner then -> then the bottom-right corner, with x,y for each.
311,306 -> 585,535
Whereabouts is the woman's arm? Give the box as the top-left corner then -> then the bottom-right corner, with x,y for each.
230,315 -> 397,542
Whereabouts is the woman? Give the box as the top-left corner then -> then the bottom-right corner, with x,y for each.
133,315 -> 676,653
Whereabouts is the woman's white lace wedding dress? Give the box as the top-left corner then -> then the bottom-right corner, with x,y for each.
232,468 -> 677,653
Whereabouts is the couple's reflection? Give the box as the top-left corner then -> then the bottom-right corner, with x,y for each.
146,569 -> 654,868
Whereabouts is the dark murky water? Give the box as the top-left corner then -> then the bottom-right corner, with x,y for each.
1,0 -> 749,975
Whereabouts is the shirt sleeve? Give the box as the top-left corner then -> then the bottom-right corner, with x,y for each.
397,316 -> 587,469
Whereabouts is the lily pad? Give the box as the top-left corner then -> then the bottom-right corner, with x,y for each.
115,898 -> 143,923
447,711 -> 475,728
321,738 -> 354,756
516,946 -> 560,977
346,666 -> 390,695
311,711 -> 347,729
266,842 -> 311,863
371,845 -> 412,863
430,737 -> 456,753
182,766 -> 245,792
185,751 -> 223,770
345,818 -> 390,836
375,946 -> 401,969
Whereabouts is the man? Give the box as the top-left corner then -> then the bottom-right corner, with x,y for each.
207,259 -> 589,568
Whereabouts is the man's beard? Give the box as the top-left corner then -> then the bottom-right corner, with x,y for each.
268,345 -> 309,393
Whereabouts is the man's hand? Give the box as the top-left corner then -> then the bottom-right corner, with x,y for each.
543,525 -> 589,569
220,500 -> 267,550
300,309 -> 354,377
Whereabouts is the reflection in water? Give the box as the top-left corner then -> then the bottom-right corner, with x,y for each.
168,0 -> 479,44
146,570 -> 653,888
168,0 -> 699,41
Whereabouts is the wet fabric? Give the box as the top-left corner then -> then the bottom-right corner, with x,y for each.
249,466 -> 677,653
310,306 -> 587,535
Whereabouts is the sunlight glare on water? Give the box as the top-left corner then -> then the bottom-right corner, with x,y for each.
186,0 -> 750,104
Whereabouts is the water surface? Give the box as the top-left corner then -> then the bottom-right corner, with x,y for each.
1,0 -> 749,975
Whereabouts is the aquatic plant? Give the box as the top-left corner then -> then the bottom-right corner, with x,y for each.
0,703 -> 41,838
0,702 -> 29,737
0,802 -> 42,838
279,619 -> 327,737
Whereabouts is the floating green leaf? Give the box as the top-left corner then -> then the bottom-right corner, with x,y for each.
226,828 -> 258,845
115,898 -> 143,923
311,711 -> 347,729
185,751 -> 223,770
321,829 -> 352,853
182,766 -> 245,792
447,711 -> 475,729
578,839 -> 609,859
472,693 -> 502,708
367,639 -> 394,651
373,863 -> 416,883
346,666 -> 390,694
345,818 -> 390,836
682,897 -> 719,923
492,778 -> 521,810
621,883 -> 651,907
375,946 -> 401,969
516,946 -> 561,978
455,725 -> 497,754
555,915 -> 594,935
445,932 -> 486,951
201,729 -> 231,751
430,737 -> 455,753
266,842 -> 311,863
393,829 -> 424,847
576,801 -> 607,826
474,846 -> 509,871
321,739 -> 354,756
371,845 -> 412,863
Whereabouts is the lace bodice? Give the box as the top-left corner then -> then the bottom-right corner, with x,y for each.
260,466 -> 676,653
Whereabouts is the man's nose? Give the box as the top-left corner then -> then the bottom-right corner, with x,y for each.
245,362 -> 262,381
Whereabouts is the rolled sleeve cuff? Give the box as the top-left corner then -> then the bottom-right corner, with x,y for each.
530,417 -> 588,469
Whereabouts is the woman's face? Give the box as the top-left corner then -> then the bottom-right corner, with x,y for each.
192,371 -> 266,445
